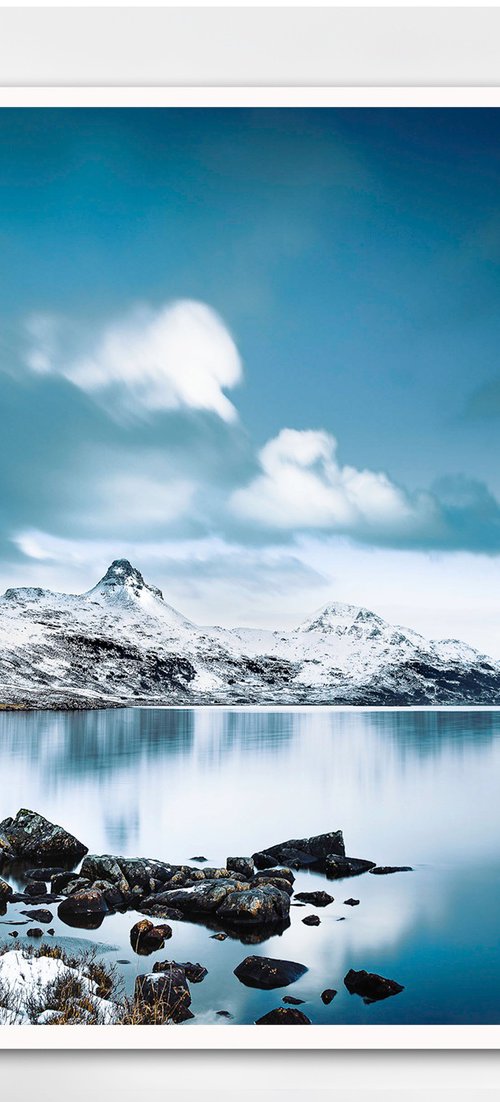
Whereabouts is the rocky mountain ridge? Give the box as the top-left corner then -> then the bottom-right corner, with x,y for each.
0,558 -> 499,707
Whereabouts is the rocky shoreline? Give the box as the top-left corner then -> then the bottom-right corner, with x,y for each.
0,809 -> 410,1025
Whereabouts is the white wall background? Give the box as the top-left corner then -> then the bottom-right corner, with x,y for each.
1,5 -> 500,1098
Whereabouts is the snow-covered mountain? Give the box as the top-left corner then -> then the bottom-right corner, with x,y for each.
0,558 -> 499,708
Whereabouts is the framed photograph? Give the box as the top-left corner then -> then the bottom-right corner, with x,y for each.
0,87 -> 499,1051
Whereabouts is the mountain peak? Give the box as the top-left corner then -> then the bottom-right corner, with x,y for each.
88,559 -> 164,602
298,601 -> 386,634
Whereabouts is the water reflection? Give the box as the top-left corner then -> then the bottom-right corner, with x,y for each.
0,708 -> 499,1024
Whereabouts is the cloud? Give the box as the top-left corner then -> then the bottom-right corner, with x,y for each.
24,299 -> 243,423
230,428 -> 439,539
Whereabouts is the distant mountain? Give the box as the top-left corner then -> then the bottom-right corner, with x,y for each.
0,558 -> 499,708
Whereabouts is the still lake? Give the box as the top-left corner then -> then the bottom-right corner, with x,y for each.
1,706 -> 499,1025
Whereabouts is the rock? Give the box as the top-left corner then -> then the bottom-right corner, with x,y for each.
344,898 -> 360,906
24,867 -> 64,881
189,856 -> 207,862
210,932 -> 227,941
20,909 -> 53,923
0,832 -> 15,862
369,866 -> 413,875
113,856 -> 175,892
251,874 -> 294,896
234,955 -> 307,990
321,988 -> 337,1004
0,809 -> 87,865
138,900 -> 184,920
153,878 -> 249,917
217,885 -> 290,928
26,927 -> 43,938
324,856 -> 376,879
80,855 -> 131,895
252,851 -> 277,870
253,830 -> 345,871
135,967 -> 192,1024
216,1009 -> 232,1018
8,931 -> 18,938
61,877 -> 93,896
91,880 -> 125,910
130,919 -> 172,954
255,1008 -> 311,1025
302,914 -> 320,926
47,929 -> 55,935
282,995 -> 305,1005
58,888 -> 108,927
344,968 -> 404,1003
0,877 -> 12,902
51,871 -> 79,894
25,880 -> 51,897
294,891 -> 334,907
153,960 -> 207,983
226,857 -> 255,879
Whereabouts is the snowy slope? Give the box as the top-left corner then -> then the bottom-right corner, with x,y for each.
0,559 -> 499,707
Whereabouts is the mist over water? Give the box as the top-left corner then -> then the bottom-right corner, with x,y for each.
1,707 -> 499,1025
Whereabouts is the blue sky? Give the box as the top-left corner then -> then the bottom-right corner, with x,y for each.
1,107 -> 500,651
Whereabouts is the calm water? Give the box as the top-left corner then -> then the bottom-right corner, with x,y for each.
0,707 -> 499,1025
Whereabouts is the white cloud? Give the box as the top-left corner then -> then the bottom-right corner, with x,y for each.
231,428 -> 439,538
24,299 -> 242,423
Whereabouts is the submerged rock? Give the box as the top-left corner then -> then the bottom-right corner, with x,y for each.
282,995 -> 305,1005
255,1007 -> 311,1024
20,908 -> 53,923
253,831 -> 345,871
344,968 -> 404,1003
135,966 -> 192,1023
234,955 -> 307,990
0,809 -> 87,865
369,866 -> 413,875
324,856 -> 376,879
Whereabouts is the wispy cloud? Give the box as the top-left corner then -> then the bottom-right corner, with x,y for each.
24,300 -> 243,423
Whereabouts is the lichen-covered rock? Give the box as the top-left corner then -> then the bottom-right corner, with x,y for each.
155,878 -> 249,916
0,877 -> 13,902
0,809 -> 87,865
344,968 -> 404,1003
234,955 -> 307,990
226,857 -> 254,879
135,966 -> 192,1023
216,885 -> 290,928
324,855 -> 376,879
255,1007 -> 311,1024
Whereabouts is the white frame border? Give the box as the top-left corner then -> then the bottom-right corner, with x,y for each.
0,84 -> 499,1048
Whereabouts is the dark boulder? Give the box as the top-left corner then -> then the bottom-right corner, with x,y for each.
20,908 -> 53,923
234,955 -> 307,990
0,877 -> 12,902
294,891 -> 334,907
282,995 -> 305,1005
216,885 -> 290,928
227,857 -> 255,879
189,856 -> 207,862
0,809 -> 87,865
302,914 -> 320,926
253,851 -> 278,870
80,855 -> 131,894
253,830 -> 345,871
0,832 -> 15,862
153,960 -> 207,984
130,919 -> 172,954
27,927 -> 43,938
51,871 -> 80,894
369,866 -> 413,875
325,856 -> 376,879
138,898 -> 184,920
61,877 -> 93,896
135,967 -> 192,1024
58,888 -> 108,926
152,878 -> 248,916
321,988 -> 337,1004
251,873 -> 294,896
344,898 -> 360,906
255,1007 -> 311,1024
344,968 -> 404,1003
25,880 -> 52,897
